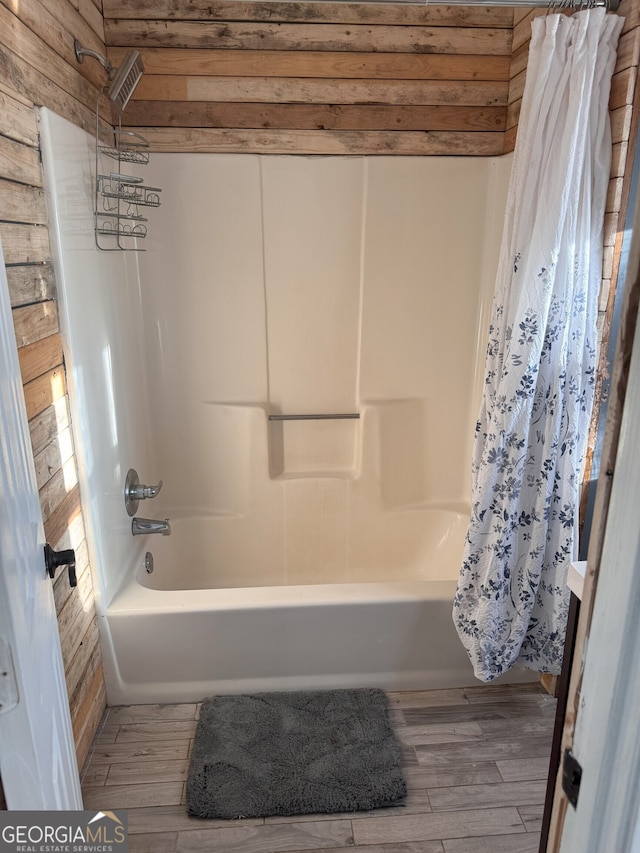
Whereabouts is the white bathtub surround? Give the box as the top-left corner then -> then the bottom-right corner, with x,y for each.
140,509 -> 469,591
40,108 -> 534,704
139,155 -> 509,517
453,9 -> 624,682
39,108 -> 155,608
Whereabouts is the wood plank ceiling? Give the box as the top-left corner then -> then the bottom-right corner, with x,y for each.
103,0 -> 514,155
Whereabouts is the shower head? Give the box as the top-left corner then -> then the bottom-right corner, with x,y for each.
74,39 -> 144,112
107,50 -> 144,112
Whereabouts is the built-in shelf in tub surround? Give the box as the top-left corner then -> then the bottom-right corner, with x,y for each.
268,416 -> 361,479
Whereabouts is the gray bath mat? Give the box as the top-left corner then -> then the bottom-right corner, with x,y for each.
186,687 -> 407,819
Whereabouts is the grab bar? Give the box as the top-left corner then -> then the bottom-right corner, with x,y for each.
268,413 -> 360,421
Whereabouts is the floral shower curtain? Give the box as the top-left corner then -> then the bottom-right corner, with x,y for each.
453,9 -> 624,682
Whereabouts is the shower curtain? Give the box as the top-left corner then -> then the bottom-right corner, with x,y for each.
453,9 -> 624,682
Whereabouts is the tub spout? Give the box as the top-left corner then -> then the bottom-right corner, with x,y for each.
131,517 -> 171,536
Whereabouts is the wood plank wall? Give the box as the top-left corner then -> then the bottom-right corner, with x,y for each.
589,0 -> 640,497
0,0 -> 109,771
103,0 -> 514,155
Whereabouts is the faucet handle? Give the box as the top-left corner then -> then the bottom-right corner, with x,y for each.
125,469 -> 163,516
141,480 -> 162,499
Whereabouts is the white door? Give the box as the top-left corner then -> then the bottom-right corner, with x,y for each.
0,236 -> 82,808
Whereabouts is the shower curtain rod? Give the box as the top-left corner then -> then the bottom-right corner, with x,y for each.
373,0 -> 620,10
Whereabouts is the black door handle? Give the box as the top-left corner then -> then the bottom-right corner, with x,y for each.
44,544 -> 77,588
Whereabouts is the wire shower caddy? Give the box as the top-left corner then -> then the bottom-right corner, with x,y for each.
93,98 -> 162,251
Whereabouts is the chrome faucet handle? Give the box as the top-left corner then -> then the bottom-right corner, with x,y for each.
141,480 -> 162,499
125,469 -> 163,516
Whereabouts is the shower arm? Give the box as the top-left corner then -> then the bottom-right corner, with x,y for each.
74,40 -> 114,77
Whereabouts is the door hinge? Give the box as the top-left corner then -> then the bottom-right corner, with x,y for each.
0,639 -> 19,715
562,748 -> 583,808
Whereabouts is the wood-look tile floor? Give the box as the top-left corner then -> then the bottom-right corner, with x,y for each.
81,683 -> 555,853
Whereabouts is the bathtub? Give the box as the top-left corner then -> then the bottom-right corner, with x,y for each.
102,510 -> 532,704
40,107 -> 526,706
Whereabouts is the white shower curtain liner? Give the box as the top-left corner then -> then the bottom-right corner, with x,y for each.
453,8 -> 624,682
